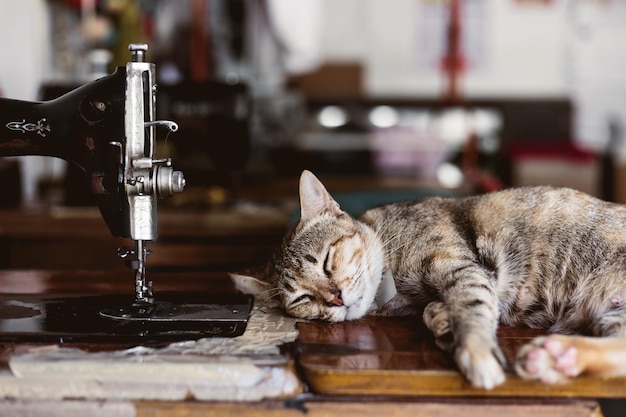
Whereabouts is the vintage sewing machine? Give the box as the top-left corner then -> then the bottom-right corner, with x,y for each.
0,44 -> 252,342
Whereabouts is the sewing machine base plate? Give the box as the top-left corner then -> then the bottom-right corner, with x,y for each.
0,292 -> 253,344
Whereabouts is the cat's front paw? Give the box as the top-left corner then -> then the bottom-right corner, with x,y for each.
515,336 -> 582,384
375,294 -> 418,317
455,336 -> 507,389
423,301 -> 454,352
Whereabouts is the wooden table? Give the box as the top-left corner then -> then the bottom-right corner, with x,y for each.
0,269 -> 609,416
297,318 -> 626,398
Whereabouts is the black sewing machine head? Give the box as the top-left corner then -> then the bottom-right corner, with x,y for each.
0,44 -> 252,336
0,43 -> 183,304
2,44 -> 183,237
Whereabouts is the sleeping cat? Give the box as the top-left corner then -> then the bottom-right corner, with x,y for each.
235,170 -> 626,389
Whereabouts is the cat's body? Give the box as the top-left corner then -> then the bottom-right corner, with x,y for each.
363,186 -> 626,331
243,170 -> 626,389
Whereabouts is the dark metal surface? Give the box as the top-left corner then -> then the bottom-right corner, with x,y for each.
0,291 -> 253,344
0,69 -> 128,237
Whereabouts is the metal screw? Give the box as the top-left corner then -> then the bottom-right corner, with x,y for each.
129,43 -> 148,63
117,247 -> 133,258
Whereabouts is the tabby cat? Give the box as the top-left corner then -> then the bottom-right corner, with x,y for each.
235,170 -> 626,389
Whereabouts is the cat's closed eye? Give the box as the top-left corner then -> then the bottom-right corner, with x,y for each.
291,294 -> 314,307
323,250 -> 333,277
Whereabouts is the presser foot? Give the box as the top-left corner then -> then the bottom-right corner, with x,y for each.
100,242 -> 255,340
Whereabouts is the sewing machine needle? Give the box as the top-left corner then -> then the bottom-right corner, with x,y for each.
134,240 -> 153,304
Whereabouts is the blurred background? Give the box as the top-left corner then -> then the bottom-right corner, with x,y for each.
1,0 -> 625,207
2,3 -> 626,414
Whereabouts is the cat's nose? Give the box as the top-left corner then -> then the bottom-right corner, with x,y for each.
327,289 -> 343,307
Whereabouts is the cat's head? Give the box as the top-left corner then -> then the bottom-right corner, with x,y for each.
232,170 -> 385,322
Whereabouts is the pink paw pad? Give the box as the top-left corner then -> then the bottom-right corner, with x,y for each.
523,348 -> 546,374
515,337 -> 582,384
542,339 -> 579,376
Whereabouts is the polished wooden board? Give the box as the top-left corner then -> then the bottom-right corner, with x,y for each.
134,398 -> 603,417
0,397 -> 605,416
297,316 -> 626,398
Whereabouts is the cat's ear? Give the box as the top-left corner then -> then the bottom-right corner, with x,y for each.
229,272 -> 278,306
299,170 -> 342,222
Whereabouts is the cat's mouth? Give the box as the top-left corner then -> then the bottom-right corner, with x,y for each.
332,267 -> 389,321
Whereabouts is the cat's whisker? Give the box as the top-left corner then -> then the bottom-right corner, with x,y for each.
381,234 -> 405,249
260,287 -> 283,299
373,212 -> 412,251
381,235 -> 414,254
374,210 -> 404,238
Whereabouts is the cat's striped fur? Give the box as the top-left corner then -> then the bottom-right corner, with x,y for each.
250,170 -> 626,389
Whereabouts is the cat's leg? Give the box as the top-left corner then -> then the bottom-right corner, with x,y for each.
423,301 -> 454,351
441,266 -> 507,389
454,330 -> 507,389
516,308 -> 626,383
591,305 -> 626,337
515,334 -> 626,383
515,335 -> 583,383
375,294 -> 419,317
